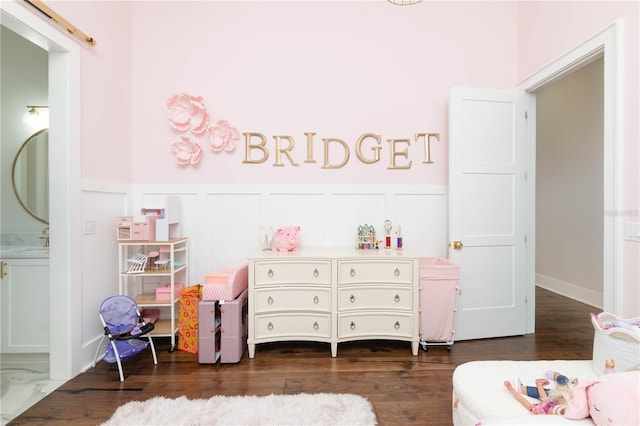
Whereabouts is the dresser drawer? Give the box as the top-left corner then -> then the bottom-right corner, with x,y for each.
254,260 -> 331,286
338,286 -> 412,312
338,260 -> 413,285
337,312 -> 413,339
254,286 -> 331,313
254,313 -> 331,339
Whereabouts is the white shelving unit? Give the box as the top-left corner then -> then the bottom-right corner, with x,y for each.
118,237 -> 188,352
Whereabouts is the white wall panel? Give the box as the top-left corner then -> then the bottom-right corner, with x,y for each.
393,193 -> 448,257
80,183 -> 128,368
206,193 -> 262,278
81,182 -> 447,371
330,193 -> 386,248
129,185 -> 448,276
269,193 -> 325,249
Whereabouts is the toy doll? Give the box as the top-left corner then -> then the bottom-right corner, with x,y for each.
515,371 -> 577,399
504,379 -> 569,415
504,371 -> 577,416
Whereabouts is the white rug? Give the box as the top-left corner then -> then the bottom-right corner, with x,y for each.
102,393 -> 377,425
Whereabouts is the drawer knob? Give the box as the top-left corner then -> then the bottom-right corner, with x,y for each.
350,321 -> 356,330
350,294 -> 356,303
394,321 -> 400,329
350,268 -> 355,277
268,322 -> 274,331
268,268 -> 274,278
394,268 -> 400,277
313,296 -> 319,304
313,321 -> 319,330
313,268 -> 319,277
268,296 -> 274,305
394,294 -> 400,303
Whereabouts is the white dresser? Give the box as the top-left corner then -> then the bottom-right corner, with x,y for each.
247,249 -> 419,357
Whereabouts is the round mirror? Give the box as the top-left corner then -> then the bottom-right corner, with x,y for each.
12,128 -> 49,224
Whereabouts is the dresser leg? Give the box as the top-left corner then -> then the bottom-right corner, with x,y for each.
248,344 -> 255,358
411,341 -> 419,356
331,343 -> 337,357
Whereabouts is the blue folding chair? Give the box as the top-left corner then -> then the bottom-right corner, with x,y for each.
93,295 -> 158,381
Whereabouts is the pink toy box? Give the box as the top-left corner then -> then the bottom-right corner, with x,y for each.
202,264 -> 248,301
155,283 -> 185,300
198,300 -> 221,363
220,288 -> 248,363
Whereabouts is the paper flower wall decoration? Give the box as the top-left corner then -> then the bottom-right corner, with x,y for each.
208,119 -> 239,152
170,136 -> 203,165
167,92 -> 239,165
167,93 -> 209,134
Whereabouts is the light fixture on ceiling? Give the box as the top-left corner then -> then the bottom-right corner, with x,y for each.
387,0 -> 422,5
23,105 -> 49,129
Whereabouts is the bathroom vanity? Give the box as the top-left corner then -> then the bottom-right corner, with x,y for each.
1,247 -> 50,353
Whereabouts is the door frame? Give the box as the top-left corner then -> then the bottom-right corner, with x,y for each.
518,20 -> 624,332
1,1 -> 82,380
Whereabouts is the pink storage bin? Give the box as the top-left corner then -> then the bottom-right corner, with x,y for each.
198,300 -> 221,364
155,282 -> 185,300
418,257 -> 460,347
202,264 -> 248,301
220,289 -> 248,363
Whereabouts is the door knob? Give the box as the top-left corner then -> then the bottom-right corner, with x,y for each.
451,240 -> 463,250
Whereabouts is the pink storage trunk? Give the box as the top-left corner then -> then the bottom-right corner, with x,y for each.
418,257 -> 460,350
198,300 -> 221,364
220,289 -> 248,363
202,264 -> 248,301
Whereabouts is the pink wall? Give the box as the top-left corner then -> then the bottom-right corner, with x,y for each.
518,1 -> 639,316
52,0 -> 133,183
129,1 -> 518,185
54,1 -> 637,315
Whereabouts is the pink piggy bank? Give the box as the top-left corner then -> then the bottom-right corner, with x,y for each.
272,226 -> 301,252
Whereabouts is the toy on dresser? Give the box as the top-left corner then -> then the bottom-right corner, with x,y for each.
271,225 -> 300,252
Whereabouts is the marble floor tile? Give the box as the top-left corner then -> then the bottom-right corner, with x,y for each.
1,354 -> 66,425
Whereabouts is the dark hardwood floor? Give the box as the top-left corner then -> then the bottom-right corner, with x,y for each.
10,287 -> 597,425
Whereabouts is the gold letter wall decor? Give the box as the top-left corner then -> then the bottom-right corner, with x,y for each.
322,138 -> 350,169
242,131 -> 439,169
243,132 -> 269,164
355,133 -> 382,164
304,132 -> 317,163
417,132 -> 439,164
387,138 -> 412,169
273,136 -> 299,167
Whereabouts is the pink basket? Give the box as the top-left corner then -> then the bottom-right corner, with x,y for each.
202,264 -> 248,301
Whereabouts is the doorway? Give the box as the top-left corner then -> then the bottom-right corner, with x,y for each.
535,57 -> 604,309
520,21 -> 624,329
1,3 -> 82,381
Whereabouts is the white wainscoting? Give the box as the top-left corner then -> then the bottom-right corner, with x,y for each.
132,185 -> 449,284
80,183 -> 448,370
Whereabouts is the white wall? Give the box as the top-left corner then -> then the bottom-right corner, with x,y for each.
535,57 -> 604,307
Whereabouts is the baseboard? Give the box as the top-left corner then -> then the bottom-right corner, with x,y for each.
0,353 -> 49,365
536,274 -> 603,309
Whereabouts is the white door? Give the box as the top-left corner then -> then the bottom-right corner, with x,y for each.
449,87 -> 528,341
